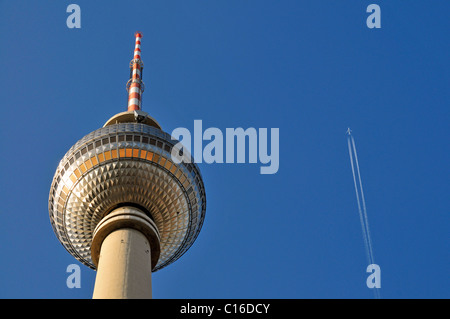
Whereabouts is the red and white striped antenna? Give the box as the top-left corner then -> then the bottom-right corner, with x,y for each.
126,32 -> 145,111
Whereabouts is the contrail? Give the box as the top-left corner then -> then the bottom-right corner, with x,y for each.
351,136 -> 375,266
346,129 -> 380,299
347,137 -> 372,266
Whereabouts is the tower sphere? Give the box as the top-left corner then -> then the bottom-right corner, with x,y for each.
48,33 -> 206,272
49,115 -> 206,271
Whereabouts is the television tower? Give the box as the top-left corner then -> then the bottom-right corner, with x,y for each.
49,32 -> 206,298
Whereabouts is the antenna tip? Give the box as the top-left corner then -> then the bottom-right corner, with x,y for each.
135,31 -> 143,38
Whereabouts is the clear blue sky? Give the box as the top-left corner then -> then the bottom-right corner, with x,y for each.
0,1 -> 448,298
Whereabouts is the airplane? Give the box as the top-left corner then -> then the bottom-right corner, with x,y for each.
346,128 -> 352,135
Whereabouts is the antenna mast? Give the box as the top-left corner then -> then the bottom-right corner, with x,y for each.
126,32 -> 145,111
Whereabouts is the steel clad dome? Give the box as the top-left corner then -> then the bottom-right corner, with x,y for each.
49,122 -> 206,271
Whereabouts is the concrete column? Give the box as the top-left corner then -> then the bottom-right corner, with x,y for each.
91,206 -> 160,299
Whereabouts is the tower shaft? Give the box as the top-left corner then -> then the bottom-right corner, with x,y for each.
92,228 -> 153,298
91,206 -> 160,299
